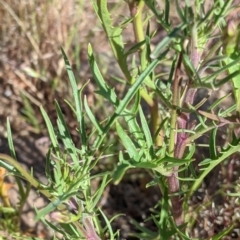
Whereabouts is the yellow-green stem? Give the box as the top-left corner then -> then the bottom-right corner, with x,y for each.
151,97 -> 163,146
169,54 -> 182,156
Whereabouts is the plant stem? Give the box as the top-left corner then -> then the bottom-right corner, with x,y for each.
167,53 -> 183,226
151,97 -> 164,146
129,0 -> 161,143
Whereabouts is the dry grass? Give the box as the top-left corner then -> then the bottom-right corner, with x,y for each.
0,1 -> 240,239
0,0 -> 115,133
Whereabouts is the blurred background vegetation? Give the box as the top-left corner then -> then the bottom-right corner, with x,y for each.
0,0 -> 112,135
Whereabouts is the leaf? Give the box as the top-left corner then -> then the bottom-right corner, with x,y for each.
6,118 -> 16,160
93,47 -> 167,150
45,148 -> 54,183
132,162 -> 157,169
115,52 -> 167,116
198,110 -> 239,124
202,55 -> 240,83
157,156 -> 193,164
93,0 -> 131,80
55,101 -> 79,167
150,23 -> 186,59
88,44 -> 118,106
130,218 -> 159,239
40,106 -> 59,155
207,92 -> 232,110
188,142 -> 240,200
90,174 -> 110,211
116,121 -> 138,159
123,91 -> 144,146
211,224 -> 234,240
84,96 -> 104,135
175,0 -> 186,23
124,40 -> 146,56
198,158 -> 212,166
209,128 -> 217,159
61,47 -> 87,148
182,53 -> 201,83
112,158 -> 132,185
98,208 -> 115,239
144,1 -> 169,31
35,191 -> 79,221
139,106 -> 153,149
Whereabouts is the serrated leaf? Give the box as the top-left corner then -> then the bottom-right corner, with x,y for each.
93,48 -> 166,150
188,142 -> 240,199
122,91 -> 144,146
93,0 -> 131,80
88,44 -> 118,106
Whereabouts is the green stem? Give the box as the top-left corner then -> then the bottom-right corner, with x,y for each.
132,0 -> 148,71
129,0 -> 162,144
131,0 -> 145,47
128,0 -> 154,106
151,97 -> 163,146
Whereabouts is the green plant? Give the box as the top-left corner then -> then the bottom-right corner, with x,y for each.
0,0 -> 240,239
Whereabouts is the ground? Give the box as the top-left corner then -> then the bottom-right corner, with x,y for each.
0,0 -> 240,239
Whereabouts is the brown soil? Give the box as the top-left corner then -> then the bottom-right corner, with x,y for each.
0,0 -> 240,239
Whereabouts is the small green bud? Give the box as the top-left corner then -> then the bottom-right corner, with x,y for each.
223,20 -> 239,56
227,20 -> 237,37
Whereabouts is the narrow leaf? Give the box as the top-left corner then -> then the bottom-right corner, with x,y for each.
88,44 -> 118,105
61,47 -> 86,147
116,121 -> 138,159
90,174 -> 110,211
139,106 -> 153,149
40,106 -> 59,154
84,96 -> 104,135
55,101 -> 79,166
151,23 -> 186,59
